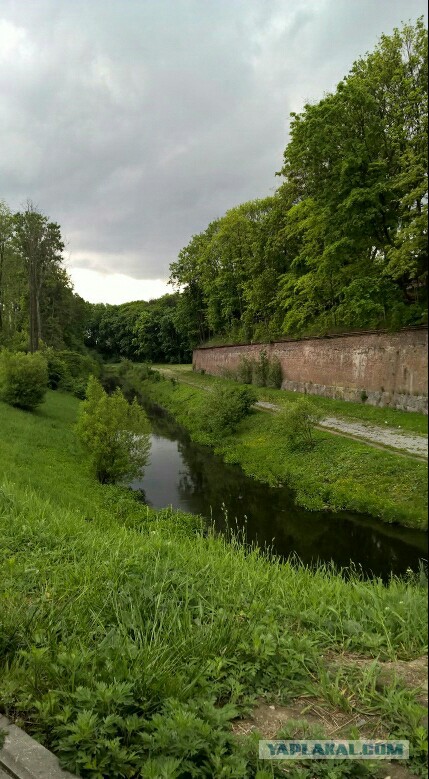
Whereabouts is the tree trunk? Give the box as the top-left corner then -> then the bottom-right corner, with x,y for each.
29,252 -> 39,353
0,245 -> 4,332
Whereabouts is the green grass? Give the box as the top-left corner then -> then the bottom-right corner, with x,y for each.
0,392 -> 427,778
0,391 -> 202,536
126,369 -> 428,529
153,364 -> 429,436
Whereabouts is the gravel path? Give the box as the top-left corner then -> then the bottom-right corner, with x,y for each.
156,371 -> 428,459
319,417 -> 428,458
255,401 -> 428,458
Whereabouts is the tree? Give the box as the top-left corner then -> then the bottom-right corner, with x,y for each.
279,18 -> 428,334
76,376 -> 151,484
169,20 -> 427,347
14,202 -> 65,352
0,202 -> 14,335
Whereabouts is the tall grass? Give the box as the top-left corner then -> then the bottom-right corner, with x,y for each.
0,393 -> 427,777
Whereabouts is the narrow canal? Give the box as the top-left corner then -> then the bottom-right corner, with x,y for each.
131,404 -> 428,579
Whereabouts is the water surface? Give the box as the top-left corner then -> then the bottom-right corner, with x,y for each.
131,405 -> 428,579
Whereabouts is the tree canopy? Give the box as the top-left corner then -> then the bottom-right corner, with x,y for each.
0,200 -> 88,352
84,293 -> 193,363
170,20 -> 428,345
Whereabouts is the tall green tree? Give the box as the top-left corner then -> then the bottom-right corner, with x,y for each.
278,18 -> 428,333
14,203 -> 65,352
0,202 -> 15,336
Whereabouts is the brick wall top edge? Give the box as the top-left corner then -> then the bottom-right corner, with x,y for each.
194,326 -> 428,352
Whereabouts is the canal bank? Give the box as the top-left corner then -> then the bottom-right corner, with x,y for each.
107,364 -> 428,531
130,401 -> 428,579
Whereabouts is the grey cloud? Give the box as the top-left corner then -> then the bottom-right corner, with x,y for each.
1,0 -> 427,283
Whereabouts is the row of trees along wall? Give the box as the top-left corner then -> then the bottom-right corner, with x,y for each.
192,328 -> 428,414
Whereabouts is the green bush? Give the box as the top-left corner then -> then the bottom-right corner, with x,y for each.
46,352 -> 70,390
252,350 -> 270,387
237,356 -> 254,384
282,398 -> 323,449
57,350 -> 98,381
76,376 -> 151,484
72,379 -> 88,400
0,350 -> 48,410
202,383 -> 256,436
133,363 -> 158,382
266,357 -> 283,389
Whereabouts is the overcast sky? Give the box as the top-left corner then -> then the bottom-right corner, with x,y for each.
1,0 -> 427,304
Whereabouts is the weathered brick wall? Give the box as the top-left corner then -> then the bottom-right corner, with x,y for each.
193,328 -> 428,413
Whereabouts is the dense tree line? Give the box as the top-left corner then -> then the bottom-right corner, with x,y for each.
0,201 -> 87,352
84,293 -> 193,363
170,20 -> 428,344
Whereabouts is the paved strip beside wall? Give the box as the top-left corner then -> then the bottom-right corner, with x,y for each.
0,715 -> 76,779
193,328 -> 428,413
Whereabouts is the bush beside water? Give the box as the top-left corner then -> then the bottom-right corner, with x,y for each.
202,383 -> 256,436
77,376 -> 151,484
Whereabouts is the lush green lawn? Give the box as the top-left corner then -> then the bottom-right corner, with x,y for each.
129,370 -> 428,529
153,364 -> 429,436
0,392 -> 428,777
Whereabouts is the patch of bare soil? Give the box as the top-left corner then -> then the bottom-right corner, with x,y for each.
232,655 -> 427,778
232,696 -> 384,740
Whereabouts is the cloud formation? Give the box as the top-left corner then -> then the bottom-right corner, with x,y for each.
1,0 -> 427,303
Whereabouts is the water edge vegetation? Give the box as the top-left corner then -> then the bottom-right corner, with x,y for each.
112,363 -> 428,530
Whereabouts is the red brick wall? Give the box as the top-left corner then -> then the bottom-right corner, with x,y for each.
193,329 -> 428,413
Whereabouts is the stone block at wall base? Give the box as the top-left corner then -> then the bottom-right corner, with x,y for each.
280,380 -> 428,414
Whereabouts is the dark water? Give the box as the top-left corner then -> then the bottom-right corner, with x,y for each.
131,404 -> 428,579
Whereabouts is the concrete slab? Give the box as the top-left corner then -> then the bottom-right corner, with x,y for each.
0,715 -> 76,779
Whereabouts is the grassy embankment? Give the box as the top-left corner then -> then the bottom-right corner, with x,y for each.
0,391 -> 428,777
118,365 -> 428,529
154,364 -> 429,436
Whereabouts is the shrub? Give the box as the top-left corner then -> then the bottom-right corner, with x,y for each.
57,350 -> 99,381
0,350 -> 48,410
46,352 -> 69,390
202,383 -> 256,436
72,379 -> 88,400
282,399 -> 323,449
128,363 -> 165,383
76,376 -> 151,484
253,350 -> 270,387
117,358 -> 133,378
266,357 -> 283,389
237,356 -> 254,384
